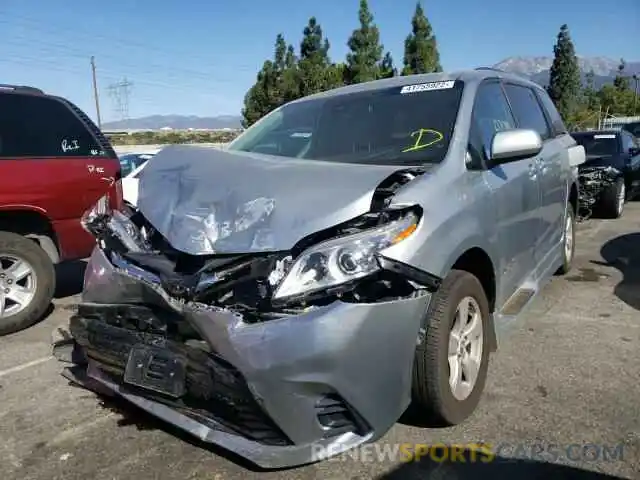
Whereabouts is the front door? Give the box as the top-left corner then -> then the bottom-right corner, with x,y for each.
470,80 -> 541,304
502,83 -> 564,269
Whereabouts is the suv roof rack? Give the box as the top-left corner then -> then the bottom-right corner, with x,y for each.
0,84 -> 44,94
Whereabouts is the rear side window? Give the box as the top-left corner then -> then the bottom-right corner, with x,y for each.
534,89 -> 567,137
503,84 -> 551,140
0,93 -> 109,158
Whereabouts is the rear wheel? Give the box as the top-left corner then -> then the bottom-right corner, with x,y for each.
556,202 -> 576,275
600,177 -> 625,219
411,269 -> 490,426
0,232 -> 56,335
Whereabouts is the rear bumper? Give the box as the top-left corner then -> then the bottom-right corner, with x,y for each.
54,247 -> 431,468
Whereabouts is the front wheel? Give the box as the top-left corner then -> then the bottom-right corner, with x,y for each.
411,269 -> 490,426
0,232 -> 56,336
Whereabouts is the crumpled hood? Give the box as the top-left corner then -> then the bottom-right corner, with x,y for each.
137,145 -> 406,255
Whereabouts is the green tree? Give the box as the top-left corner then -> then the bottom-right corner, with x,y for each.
241,34 -> 299,127
297,17 -> 339,96
613,59 -> 630,91
546,24 -> 581,121
379,52 -> 397,78
241,61 -> 275,127
401,2 -> 442,76
345,0 -> 384,84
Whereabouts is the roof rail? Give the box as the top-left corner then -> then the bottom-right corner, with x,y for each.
474,67 -> 507,73
0,84 -> 44,94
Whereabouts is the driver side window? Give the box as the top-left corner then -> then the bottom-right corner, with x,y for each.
468,81 -> 517,169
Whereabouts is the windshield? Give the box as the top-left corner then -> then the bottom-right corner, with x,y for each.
228,80 -> 464,166
572,133 -> 619,156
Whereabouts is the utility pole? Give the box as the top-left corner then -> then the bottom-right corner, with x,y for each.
90,56 -> 102,129
633,75 -> 639,116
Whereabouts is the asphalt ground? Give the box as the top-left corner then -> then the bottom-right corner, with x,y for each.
1,205 -> 639,480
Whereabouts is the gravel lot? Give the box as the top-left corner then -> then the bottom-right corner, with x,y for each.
1,206 -> 639,480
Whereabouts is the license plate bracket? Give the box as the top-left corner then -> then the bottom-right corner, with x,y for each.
123,345 -> 187,398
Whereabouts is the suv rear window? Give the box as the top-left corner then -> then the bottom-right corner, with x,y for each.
572,132 -> 620,156
0,93 -> 109,158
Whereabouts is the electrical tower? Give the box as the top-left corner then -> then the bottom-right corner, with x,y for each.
107,78 -> 133,121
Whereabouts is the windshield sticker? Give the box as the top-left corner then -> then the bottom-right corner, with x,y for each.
402,128 -> 444,153
400,80 -> 455,94
594,134 -> 616,139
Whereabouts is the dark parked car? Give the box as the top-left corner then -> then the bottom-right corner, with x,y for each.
572,130 -> 640,219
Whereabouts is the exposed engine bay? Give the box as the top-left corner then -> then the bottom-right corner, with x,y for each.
81,166 -> 440,324
577,166 -> 620,221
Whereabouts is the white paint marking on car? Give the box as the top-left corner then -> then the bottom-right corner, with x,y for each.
400,80 -> 455,94
0,356 -> 53,378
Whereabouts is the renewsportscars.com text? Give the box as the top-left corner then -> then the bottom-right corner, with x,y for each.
311,442 -> 626,464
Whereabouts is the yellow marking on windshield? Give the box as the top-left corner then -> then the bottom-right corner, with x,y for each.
402,129 -> 444,153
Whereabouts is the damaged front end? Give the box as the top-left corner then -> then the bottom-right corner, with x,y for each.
577,166 -> 620,220
54,171 -> 438,468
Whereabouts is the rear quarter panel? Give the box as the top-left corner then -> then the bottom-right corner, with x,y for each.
0,156 -> 120,261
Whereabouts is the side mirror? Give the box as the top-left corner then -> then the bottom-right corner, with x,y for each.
489,129 -> 543,164
630,147 -> 640,157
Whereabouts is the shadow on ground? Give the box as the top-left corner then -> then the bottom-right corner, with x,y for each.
378,448 -> 626,479
593,232 -> 640,311
54,260 -> 86,298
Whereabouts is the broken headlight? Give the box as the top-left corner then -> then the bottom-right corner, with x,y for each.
81,193 -> 150,253
273,210 -> 419,301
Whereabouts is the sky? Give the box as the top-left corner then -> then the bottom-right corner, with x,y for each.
1,0 -> 638,123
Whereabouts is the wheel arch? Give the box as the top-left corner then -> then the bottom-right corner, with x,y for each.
0,207 -> 60,263
450,247 -> 498,352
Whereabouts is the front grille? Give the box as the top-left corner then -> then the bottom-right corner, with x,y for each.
70,304 -> 292,446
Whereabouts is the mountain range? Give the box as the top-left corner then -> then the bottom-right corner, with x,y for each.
103,56 -> 639,131
102,114 -> 243,131
493,56 -> 640,89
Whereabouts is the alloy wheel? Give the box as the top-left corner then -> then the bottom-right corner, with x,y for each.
0,254 -> 38,318
448,296 -> 484,401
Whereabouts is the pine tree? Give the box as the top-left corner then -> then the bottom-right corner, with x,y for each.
613,59 -> 630,91
297,17 -> 335,96
546,24 -> 581,121
345,0 -> 384,84
379,52 -> 397,78
241,35 -> 298,127
401,2 -> 442,76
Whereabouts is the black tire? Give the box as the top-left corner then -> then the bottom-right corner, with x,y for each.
600,177 -> 625,219
556,202 -> 576,275
411,269 -> 490,426
0,232 -> 56,336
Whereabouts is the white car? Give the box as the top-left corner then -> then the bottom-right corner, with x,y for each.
122,160 -> 149,206
119,150 -> 161,206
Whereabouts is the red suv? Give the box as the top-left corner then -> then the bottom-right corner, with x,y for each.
0,84 -> 122,335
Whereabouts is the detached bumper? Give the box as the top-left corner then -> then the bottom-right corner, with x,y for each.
54,247 -> 431,468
